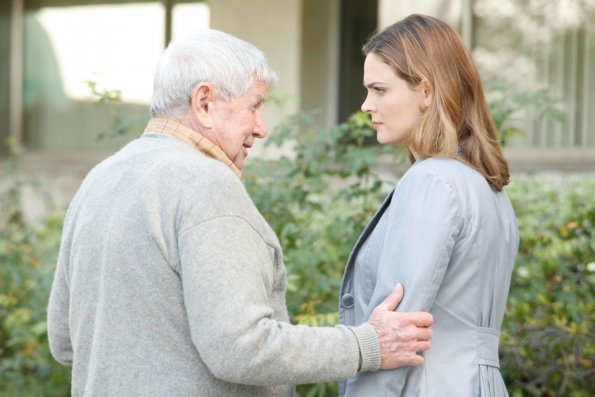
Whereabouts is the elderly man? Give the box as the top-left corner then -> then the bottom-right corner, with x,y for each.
47,29 -> 432,397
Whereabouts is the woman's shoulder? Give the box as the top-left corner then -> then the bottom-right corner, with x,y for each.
406,157 -> 484,186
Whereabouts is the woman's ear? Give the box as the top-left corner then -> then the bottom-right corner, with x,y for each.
422,80 -> 433,109
191,83 -> 214,128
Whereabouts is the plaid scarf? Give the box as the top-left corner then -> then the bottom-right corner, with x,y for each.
143,117 -> 241,177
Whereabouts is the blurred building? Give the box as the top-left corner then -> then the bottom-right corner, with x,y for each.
1,0 -> 594,221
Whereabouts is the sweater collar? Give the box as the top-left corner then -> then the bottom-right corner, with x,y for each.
143,117 -> 241,177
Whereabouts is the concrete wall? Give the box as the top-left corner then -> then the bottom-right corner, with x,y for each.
378,0 -> 463,29
209,0 -> 302,124
300,0 -> 340,128
208,0 -> 303,159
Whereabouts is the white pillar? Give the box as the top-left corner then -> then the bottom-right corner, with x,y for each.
10,0 -> 24,144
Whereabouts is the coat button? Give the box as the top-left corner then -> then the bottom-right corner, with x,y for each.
341,293 -> 354,309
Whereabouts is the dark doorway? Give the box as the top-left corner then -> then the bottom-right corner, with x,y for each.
338,0 -> 378,122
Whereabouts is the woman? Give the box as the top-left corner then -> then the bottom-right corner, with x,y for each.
338,14 -> 519,396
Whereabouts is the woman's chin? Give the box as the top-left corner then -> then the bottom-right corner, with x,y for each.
376,134 -> 389,145
376,135 -> 398,146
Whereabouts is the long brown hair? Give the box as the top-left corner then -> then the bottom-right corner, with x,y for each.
363,14 -> 510,191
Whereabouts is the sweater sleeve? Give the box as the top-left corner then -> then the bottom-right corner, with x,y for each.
47,251 -> 73,366
345,169 -> 463,396
179,215 -> 379,386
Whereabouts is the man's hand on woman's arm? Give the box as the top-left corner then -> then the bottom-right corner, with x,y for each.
367,283 -> 433,369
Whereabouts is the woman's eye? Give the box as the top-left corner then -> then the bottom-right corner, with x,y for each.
374,87 -> 385,93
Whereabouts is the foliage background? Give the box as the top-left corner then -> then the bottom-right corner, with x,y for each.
244,108 -> 594,397
0,91 -> 593,396
0,145 -> 69,396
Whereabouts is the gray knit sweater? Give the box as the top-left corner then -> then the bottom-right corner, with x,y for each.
47,134 -> 381,396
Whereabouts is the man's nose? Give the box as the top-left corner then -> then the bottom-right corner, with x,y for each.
254,112 -> 267,138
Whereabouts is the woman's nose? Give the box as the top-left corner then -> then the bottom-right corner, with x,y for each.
361,95 -> 375,114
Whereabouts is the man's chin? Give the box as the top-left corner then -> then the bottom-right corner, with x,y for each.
233,157 -> 245,171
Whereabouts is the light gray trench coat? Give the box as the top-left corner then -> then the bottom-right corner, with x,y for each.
339,158 -> 519,396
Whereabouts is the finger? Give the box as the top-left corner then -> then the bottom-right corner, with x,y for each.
375,283 -> 404,312
380,351 -> 424,370
406,353 -> 424,367
415,340 -> 431,353
415,327 -> 433,341
395,312 -> 433,327
417,312 -> 433,327
412,312 -> 433,327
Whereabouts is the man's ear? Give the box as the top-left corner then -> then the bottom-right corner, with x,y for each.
191,83 -> 215,128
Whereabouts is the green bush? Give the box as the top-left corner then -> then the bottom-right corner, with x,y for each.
502,178 -> 595,396
1,88 -> 591,396
244,111 -> 594,396
0,148 -> 70,396
244,112 -> 397,396
245,112 -> 397,318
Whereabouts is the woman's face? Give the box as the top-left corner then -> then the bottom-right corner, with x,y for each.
361,53 -> 429,146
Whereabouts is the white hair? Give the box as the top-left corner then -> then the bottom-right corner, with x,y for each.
150,29 -> 278,118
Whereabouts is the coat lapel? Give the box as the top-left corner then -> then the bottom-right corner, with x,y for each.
340,188 -> 395,293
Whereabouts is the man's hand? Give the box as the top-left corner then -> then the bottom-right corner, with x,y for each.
367,283 -> 433,369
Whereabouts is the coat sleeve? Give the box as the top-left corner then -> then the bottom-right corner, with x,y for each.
178,215 -> 380,386
47,250 -> 74,366
345,169 -> 463,396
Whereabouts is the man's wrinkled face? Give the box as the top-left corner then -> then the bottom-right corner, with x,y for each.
206,80 -> 267,170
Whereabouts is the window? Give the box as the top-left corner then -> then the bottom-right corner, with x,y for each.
7,0 -> 210,153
